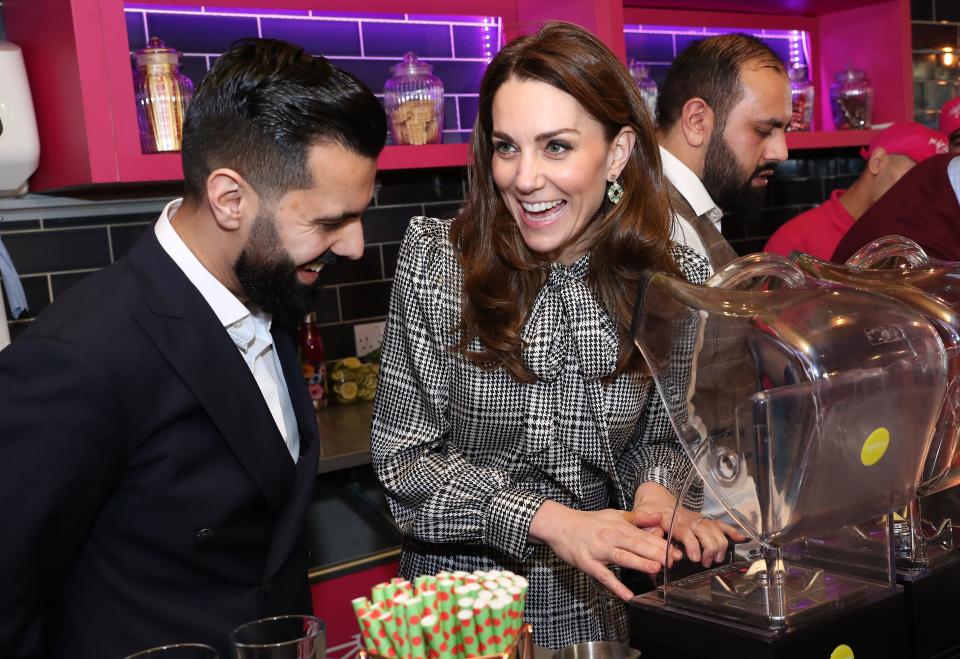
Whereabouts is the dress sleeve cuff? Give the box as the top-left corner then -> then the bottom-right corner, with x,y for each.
637,465 -> 681,500
484,489 -> 549,562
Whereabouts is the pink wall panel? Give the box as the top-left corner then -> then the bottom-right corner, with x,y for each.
816,0 -> 912,129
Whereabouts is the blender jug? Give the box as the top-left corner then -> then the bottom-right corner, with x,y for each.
630,259 -> 946,629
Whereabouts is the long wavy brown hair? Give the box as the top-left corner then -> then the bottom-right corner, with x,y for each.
451,21 -> 679,383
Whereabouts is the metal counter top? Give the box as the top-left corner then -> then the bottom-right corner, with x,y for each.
316,400 -> 374,474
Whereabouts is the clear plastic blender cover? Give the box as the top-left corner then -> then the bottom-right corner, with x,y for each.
631,266 -> 947,547
790,236 -> 960,496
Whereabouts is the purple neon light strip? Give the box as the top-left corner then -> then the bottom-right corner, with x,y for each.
124,5 -> 498,27
625,23 -> 804,40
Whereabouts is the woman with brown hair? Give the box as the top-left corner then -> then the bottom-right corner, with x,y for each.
371,21 -> 742,648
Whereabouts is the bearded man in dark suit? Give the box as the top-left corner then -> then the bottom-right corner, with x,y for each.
0,38 -> 386,658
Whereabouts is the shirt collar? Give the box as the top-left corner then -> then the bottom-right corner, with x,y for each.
154,198 -> 271,343
659,145 -> 723,225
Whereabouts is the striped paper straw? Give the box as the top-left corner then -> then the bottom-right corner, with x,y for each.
472,600 -> 493,656
405,596 -> 427,659
457,608 -> 477,657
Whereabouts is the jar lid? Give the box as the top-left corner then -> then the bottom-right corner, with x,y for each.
390,52 -> 433,76
135,36 -> 181,67
835,64 -> 867,82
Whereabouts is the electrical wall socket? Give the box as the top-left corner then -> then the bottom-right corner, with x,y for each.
354,321 -> 386,357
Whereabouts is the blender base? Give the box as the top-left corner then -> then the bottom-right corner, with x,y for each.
900,553 -> 960,659
628,585 -> 906,659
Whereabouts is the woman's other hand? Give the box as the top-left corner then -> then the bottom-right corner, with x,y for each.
528,500 -> 682,601
633,482 -> 747,568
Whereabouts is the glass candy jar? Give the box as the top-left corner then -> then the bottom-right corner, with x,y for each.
384,52 -> 444,146
132,37 -> 194,153
830,64 -> 873,130
787,65 -> 814,131
628,60 -> 658,119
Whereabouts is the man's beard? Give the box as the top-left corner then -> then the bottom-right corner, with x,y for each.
233,211 -> 329,324
702,133 -> 777,218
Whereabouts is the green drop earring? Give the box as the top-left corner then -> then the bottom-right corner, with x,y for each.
607,177 -> 624,205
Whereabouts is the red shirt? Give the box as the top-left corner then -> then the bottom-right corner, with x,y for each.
763,189 -> 855,260
833,154 -> 960,263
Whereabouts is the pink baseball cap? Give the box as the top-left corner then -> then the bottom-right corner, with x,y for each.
940,97 -> 960,138
859,121 -> 948,163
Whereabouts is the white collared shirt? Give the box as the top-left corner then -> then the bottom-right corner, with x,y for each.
155,198 -> 300,462
949,156 -> 960,207
660,145 -> 724,274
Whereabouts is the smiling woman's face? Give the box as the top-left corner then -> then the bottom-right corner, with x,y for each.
490,77 -> 623,265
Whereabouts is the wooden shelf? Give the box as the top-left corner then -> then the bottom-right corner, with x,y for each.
786,129 -> 879,150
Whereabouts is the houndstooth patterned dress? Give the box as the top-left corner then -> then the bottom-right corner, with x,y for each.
371,217 -> 710,649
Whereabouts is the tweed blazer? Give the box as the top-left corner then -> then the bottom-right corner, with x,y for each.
371,217 -> 710,649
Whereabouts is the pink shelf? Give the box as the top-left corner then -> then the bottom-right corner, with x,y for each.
377,143 -> 471,170
4,0 -> 910,189
623,0 -> 913,144
786,130 -> 879,150
75,144 -> 473,187
4,0 -> 618,190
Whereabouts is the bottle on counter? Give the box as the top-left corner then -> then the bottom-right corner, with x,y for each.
299,312 -> 328,410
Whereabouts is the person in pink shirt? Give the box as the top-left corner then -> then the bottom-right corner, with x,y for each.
763,122 -> 947,260
940,96 -> 960,153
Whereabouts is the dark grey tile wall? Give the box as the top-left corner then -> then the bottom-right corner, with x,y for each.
727,150 -> 864,256
1,168 -> 465,354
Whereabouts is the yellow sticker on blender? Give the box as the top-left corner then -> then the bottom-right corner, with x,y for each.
830,644 -> 854,659
860,427 -> 890,466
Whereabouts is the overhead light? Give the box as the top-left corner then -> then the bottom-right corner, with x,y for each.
942,46 -> 956,67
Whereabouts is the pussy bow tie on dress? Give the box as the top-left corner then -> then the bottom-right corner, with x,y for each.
520,256 -> 621,503
521,256 -> 619,382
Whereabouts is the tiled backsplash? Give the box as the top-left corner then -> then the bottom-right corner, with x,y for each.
124,5 -> 502,144
0,168 -> 465,356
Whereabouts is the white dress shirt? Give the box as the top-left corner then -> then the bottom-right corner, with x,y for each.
660,145 -> 724,274
155,199 -> 300,462
949,156 -> 960,207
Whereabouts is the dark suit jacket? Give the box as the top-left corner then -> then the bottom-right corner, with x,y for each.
832,154 -> 960,263
0,226 -> 319,658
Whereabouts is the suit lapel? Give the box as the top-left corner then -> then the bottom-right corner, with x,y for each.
127,230 -> 297,514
